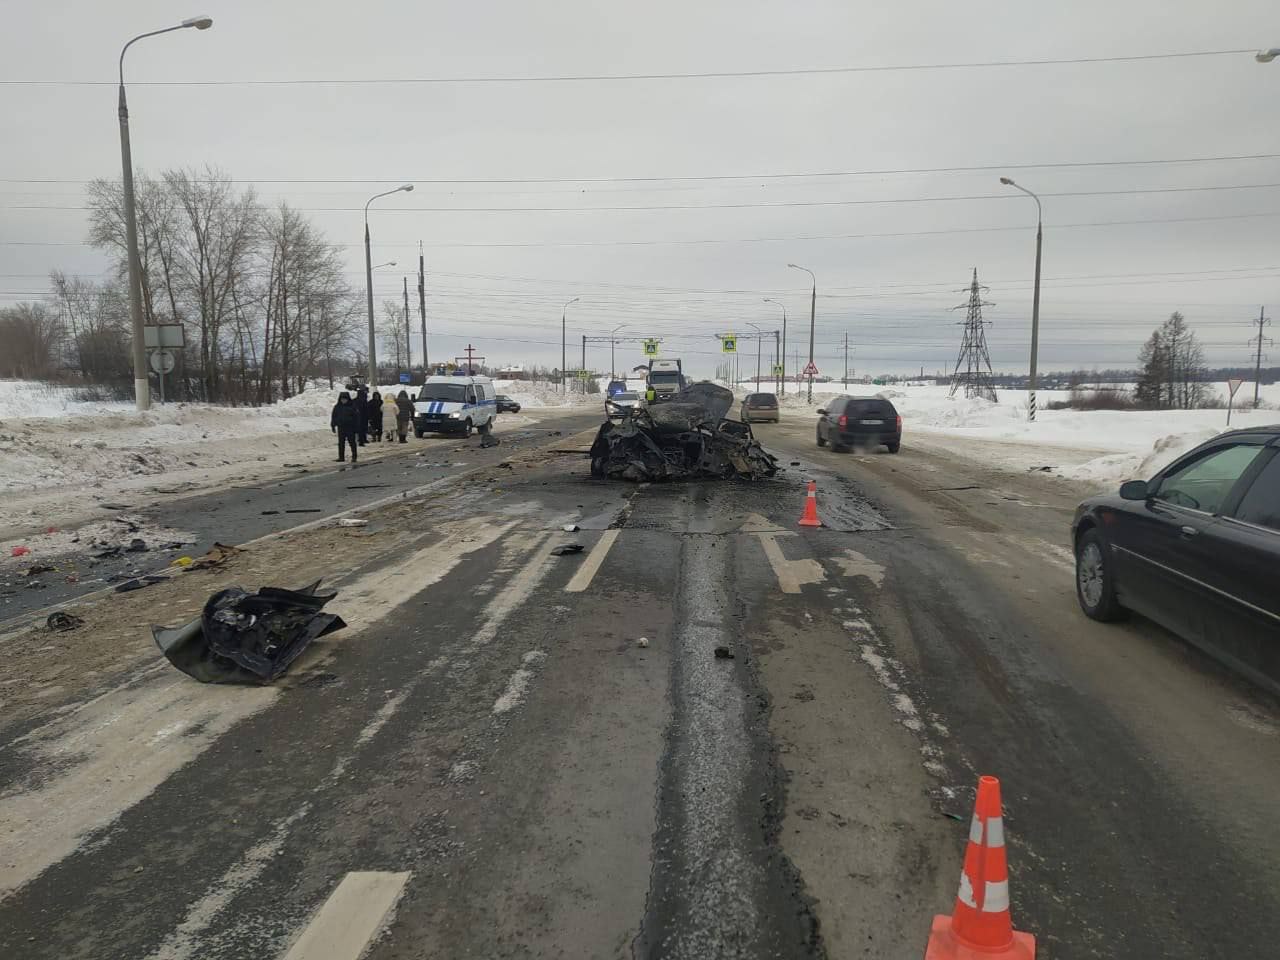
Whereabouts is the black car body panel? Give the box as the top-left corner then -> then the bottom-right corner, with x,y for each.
817,396 -> 902,449
495,395 -> 521,413
1072,426 -> 1280,693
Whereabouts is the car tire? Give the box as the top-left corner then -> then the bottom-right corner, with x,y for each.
1075,528 -> 1125,621
816,426 -> 827,447
887,442 -> 901,453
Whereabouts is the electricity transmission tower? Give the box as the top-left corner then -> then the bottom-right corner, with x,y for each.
1250,306 -> 1272,408
949,268 -> 998,403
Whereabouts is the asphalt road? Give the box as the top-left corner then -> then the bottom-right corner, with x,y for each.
1,412 -> 1277,959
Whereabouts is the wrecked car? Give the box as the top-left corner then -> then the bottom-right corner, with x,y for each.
589,381 -> 778,482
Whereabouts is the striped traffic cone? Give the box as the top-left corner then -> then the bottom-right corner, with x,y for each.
926,775 -> 1036,959
798,480 -> 822,527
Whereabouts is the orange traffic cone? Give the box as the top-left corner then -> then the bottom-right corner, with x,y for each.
798,480 -> 822,527
926,775 -> 1036,960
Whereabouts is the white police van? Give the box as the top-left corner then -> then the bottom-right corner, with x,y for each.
413,375 -> 498,437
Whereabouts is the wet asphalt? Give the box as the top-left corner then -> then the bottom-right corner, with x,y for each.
1,418 -> 1278,958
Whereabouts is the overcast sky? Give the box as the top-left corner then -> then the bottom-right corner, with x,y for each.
2,0 -> 1277,379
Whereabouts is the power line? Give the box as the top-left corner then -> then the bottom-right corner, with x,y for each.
11,181 -> 1280,215
3,152 -> 1277,186
0,47 -> 1256,86
6,211 -> 1280,251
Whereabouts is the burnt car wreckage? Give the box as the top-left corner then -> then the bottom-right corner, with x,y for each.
589,382 -> 779,481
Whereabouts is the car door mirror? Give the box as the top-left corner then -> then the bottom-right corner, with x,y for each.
1119,479 -> 1149,501
816,409 -> 827,416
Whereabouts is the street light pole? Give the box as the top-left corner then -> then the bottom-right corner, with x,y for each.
118,15 -> 213,411
746,322 -> 763,386
610,323 -> 626,379
788,264 -> 817,402
763,298 -> 787,395
364,184 -> 414,385
1000,177 -> 1043,421
561,297 -> 579,394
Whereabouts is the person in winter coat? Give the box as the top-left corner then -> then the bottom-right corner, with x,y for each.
330,391 -> 359,462
382,392 -> 399,441
395,390 -> 414,443
367,391 -> 384,443
355,386 -> 370,445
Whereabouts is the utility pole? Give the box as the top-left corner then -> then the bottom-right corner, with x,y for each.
403,276 -> 411,373
418,243 -> 428,374
774,330 -> 781,393
843,332 -> 849,387
581,334 -> 587,394
1251,306 -> 1272,408
561,297 -> 579,394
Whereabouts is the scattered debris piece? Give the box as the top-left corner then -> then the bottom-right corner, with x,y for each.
11,546 -> 30,558
283,463 -> 305,468
337,518 -> 368,528
346,484 -> 392,490
115,574 -> 171,593
637,637 -> 650,648
284,508 -> 323,514
713,645 -> 735,660
45,526 -> 58,534
99,503 -> 131,511
46,611 -> 84,633
1029,465 -> 1054,472
152,580 -> 346,684
562,524 -> 580,532
497,461 -> 514,469
187,542 -> 240,570
126,538 -> 148,553
590,383 -> 778,482
261,510 -> 280,515
173,556 -> 194,567
24,564 -> 55,576
790,461 -> 801,467
551,544 -> 584,556
92,545 -> 122,558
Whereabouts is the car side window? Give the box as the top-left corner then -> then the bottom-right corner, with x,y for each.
466,387 -> 477,404
827,399 -> 843,418
1153,444 -> 1264,515
1231,453 -> 1280,531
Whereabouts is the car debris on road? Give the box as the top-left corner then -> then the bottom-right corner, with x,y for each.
153,580 -> 346,684
589,382 -> 778,482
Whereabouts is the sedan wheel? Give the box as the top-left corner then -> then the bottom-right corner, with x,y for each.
1075,529 -> 1124,621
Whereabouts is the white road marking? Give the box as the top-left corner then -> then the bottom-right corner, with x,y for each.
281,871 -> 411,960
143,805 -> 313,960
470,532 -> 556,645
830,547 -> 886,587
756,533 -> 826,594
564,528 -> 621,593
355,690 -> 411,746
492,650 -> 547,714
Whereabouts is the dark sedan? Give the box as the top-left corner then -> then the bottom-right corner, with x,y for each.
816,396 -> 901,452
495,394 -> 521,413
1072,425 -> 1280,693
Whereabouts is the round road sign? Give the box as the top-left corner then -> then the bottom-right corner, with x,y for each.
149,350 -> 176,375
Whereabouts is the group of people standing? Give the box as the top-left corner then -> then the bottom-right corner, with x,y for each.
330,385 -> 415,463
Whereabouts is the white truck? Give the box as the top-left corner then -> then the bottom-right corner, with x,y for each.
647,359 -> 684,400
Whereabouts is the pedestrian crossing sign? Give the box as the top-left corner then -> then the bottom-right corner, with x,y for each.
772,363 -> 785,377
643,339 -> 660,356
721,334 -> 737,354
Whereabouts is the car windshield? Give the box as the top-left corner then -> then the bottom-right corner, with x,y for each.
497,395 -> 511,401
418,384 -> 467,403
650,372 -> 681,384
614,392 -> 639,401
746,394 -> 777,406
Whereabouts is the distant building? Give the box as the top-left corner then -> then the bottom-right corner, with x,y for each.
496,364 -> 527,380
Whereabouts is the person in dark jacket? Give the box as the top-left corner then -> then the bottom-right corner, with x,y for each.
355,386 -> 370,445
368,391 -> 384,443
330,391 -> 359,462
395,390 -> 414,443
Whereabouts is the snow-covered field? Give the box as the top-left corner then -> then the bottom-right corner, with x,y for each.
759,382 -> 1279,486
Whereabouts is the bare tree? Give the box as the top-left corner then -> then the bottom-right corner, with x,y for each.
0,303 -> 64,378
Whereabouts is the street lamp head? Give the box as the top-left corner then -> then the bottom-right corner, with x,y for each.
1257,48 -> 1280,63
999,176 -> 1015,186
182,15 -> 213,29
398,184 -> 414,193
786,263 -> 799,269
